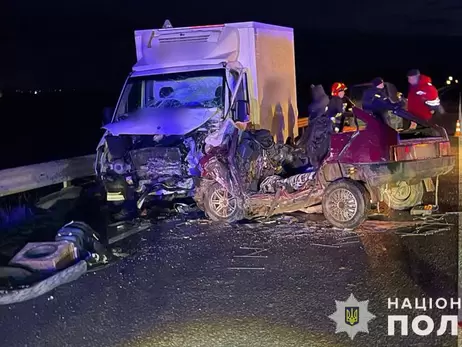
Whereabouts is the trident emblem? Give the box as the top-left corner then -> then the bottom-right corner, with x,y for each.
345,307 -> 359,326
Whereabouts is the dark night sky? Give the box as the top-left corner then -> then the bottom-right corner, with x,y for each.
2,0 -> 462,90
1,0 -> 462,168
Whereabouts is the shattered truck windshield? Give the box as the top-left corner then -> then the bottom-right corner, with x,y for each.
115,69 -> 225,119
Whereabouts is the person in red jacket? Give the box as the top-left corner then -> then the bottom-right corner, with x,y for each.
406,69 -> 443,123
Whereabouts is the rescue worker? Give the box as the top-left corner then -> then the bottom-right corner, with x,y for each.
327,82 -> 347,132
362,77 -> 403,124
406,69 -> 444,124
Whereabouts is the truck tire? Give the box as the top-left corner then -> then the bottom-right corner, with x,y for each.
383,181 -> 424,211
204,182 -> 244,223
322,179 -> 370,230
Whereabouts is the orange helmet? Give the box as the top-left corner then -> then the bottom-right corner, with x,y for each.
331,82 -> 347,96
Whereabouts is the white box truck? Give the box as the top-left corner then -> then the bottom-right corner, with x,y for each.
95,21 -> 298,213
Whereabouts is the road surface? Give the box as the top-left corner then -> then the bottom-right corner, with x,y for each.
0,141 -> 460,347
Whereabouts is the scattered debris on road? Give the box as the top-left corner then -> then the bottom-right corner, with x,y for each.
233,246 -> 269,259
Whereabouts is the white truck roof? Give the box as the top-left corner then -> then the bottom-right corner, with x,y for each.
133,21 -> 298,141
133,22 -> 293,73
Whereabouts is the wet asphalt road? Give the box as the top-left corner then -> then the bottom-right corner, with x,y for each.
0,142 -> 460,347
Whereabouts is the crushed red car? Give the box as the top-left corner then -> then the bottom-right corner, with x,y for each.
194,106 -> 455,229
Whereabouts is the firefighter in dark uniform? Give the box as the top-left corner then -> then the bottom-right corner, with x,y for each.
362,77 -> 404,125
327,82 -> 348,133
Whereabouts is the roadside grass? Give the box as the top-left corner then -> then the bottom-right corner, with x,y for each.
0,193 -> 36,231
0,187 -> 79,266
0,183 -> 79,232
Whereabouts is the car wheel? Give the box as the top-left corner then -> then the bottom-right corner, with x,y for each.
383,181 -> 424,211
204,182 -> 243,223
322,179 -> 370,229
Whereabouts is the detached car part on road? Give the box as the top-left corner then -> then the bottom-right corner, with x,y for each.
195,107 -> 455,229
0,222 -> 109,305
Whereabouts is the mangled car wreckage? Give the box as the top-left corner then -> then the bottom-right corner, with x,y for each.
195,90 -> 455,229
95,21 -> 300,214
95,21 -> 454,229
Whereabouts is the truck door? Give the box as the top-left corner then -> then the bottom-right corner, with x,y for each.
230,71 -> 250,122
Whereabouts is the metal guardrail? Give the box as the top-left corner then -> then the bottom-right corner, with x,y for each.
0,136 -> 459,198
0,117 -> 308,198
0,154 -> 96,198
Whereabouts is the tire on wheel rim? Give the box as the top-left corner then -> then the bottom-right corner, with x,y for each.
384,181 -> 424,211
204,182 -> 243,223
322,179 -> 370,229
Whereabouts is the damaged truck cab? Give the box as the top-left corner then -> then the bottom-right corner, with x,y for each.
95,22 -> 299,212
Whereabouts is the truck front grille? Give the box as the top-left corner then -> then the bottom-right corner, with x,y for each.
129,147 -> 183,179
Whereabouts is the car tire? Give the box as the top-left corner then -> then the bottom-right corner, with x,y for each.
204,182 -> 244,223
322,179 -> 370,230
383,181 -> 424,211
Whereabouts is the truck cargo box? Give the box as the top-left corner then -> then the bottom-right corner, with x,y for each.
134,22 -> 298,141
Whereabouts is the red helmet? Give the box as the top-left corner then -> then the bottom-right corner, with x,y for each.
331,82 -> 347,96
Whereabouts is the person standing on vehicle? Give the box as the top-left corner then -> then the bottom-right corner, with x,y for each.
296,84 -> 331,170
362,77 -> 403,125
327,82 -> 348,133
406,69 -> 444,125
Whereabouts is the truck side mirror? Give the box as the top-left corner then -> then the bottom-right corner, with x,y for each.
102,107 -> 114,125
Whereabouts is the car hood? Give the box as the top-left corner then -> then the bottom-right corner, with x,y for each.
103,107 -> 222,136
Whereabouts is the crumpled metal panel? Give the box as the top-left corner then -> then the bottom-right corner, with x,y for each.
259,172 -> 316,194
235,131 -> 288,192
129,147 -> 183,179
244,179 -> 324,218
184,137 -> 202,176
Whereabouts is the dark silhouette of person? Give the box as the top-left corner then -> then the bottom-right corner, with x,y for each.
297,84 -> 331,170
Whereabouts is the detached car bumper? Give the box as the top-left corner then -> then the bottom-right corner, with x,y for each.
358,155 -> 455,187
0,261 -> 87,305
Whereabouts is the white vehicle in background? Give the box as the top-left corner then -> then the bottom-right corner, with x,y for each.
95,20 -> 299,216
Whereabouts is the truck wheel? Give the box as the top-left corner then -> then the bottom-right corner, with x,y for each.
204,182 -> 243,223
322,179 -> 370,229
384,181 -> 424,211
